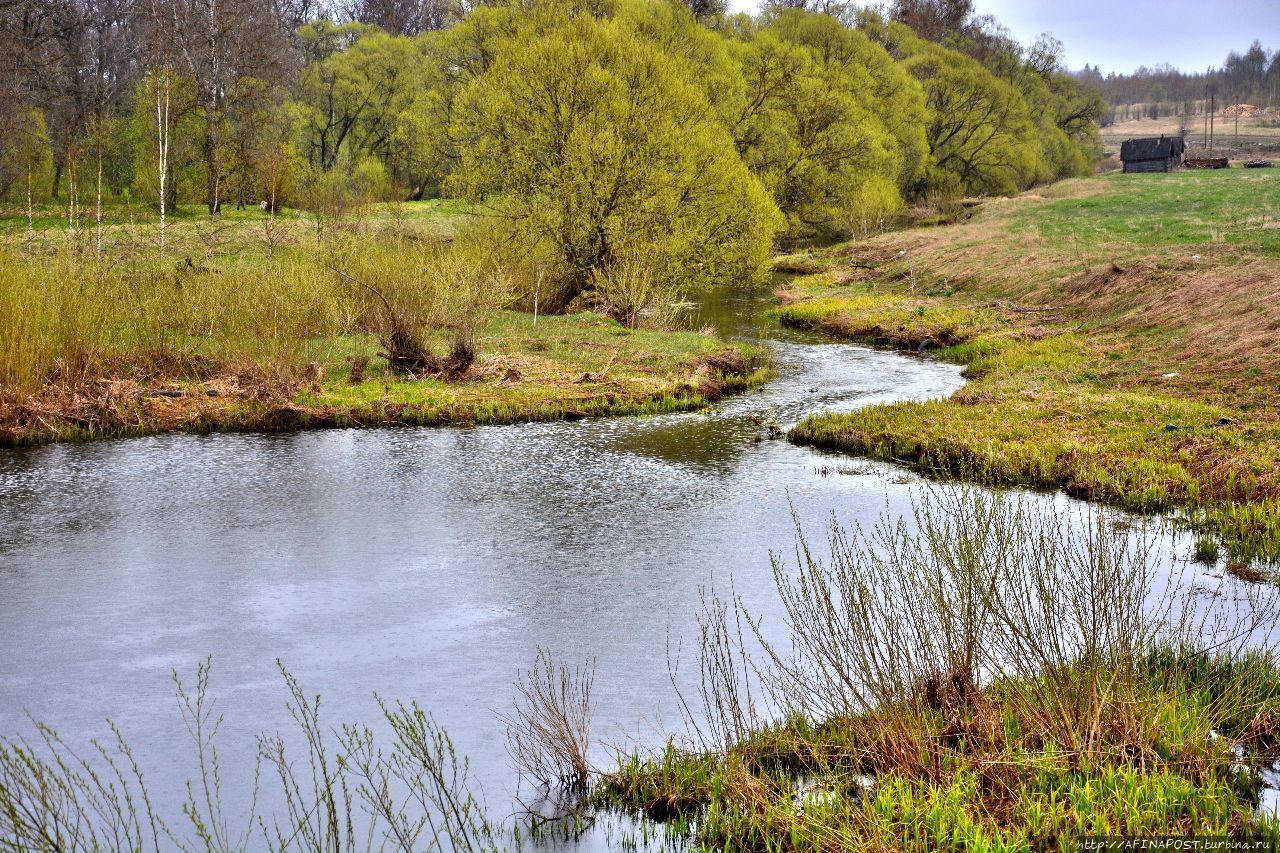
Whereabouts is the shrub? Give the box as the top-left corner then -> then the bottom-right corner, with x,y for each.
588,243 -> 687,330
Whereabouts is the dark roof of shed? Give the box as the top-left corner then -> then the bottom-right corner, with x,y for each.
1121,136 -> 1186,161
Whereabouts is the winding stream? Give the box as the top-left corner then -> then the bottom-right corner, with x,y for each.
0,287 -> 1232,848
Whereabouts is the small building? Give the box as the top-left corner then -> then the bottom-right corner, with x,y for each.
1120,136 -> 1186,173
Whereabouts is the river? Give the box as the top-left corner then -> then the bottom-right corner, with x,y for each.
0,286 -> 1231,849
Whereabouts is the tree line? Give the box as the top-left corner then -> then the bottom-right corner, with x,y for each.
1,0 -> 1104,302
1076,41 -> 1280,123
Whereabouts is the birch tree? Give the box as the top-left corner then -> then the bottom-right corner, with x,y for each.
143,0 -> 296,216
155,72 -> 170,252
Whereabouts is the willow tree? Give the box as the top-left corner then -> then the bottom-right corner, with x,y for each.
767,10 -> 928,192
296,22 -> 431,183
894,29 -> 1039,196
446,9 -> 780,309
723,9 -> 927,236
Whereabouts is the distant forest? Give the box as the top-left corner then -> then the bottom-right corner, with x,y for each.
1076,41 -> 1280,123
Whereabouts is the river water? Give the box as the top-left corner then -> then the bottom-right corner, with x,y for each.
0,287 -> 1233,849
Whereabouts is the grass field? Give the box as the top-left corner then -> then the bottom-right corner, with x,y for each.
0,197 -> 472,253
777,168 -> 1280,565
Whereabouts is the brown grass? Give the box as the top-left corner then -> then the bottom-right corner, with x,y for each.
820,186 -> 1280,406
0,335 -> 767,446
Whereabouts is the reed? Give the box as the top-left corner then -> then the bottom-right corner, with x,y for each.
0,225 -> 510,397
501,648 -> 595,796
0,660 -> 498,852
598,488 -> 1280,847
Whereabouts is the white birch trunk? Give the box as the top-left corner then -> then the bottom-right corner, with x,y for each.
157,76 -> 171,256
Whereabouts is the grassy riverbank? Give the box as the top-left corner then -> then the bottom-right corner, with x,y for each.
1,308 -> 768,447
0,203 -> 770,447
591,491 -> 1280,849
600,650 -> 1280,849
777,168 -> 1280,566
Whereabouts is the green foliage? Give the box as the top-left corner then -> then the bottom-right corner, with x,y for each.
901,36 -> 1039,196
127,72 -> 205,209
5,0 -> 1105,279
724,22 -> 899,235
296,21 -> 433,192
861,18 -> 1100,198
762,10 -> 929,190
446,8 -> 781,306
0,106 -> 52,204
222,78 -> 304,208
2,0 -> 1111,289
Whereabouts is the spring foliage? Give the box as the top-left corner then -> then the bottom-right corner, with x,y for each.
4,0 -> 1106,299
444,6 -> 781,305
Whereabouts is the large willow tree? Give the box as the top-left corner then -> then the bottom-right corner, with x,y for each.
444,6 -> 781,308
724,10 -> 929,236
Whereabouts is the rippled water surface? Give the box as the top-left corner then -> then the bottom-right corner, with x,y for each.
0,289 -> 1221,848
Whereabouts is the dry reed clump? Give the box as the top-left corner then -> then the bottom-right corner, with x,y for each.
324,232 -> 511,380
500,648 -> 595,797
679,347 -> 758,401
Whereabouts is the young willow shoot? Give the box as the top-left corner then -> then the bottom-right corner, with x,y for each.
502,648 -> 595,795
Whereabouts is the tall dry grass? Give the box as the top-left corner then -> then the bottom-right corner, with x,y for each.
323,230 -> 511,377
0,226 -> 513,398
594,490 -> 1280,848
747,490 -> 1280,774
0,660 -> 498,852
501,648 -> 595,796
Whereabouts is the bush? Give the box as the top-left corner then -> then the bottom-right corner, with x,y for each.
326,228 -> 511,377
588,243 -> 687,330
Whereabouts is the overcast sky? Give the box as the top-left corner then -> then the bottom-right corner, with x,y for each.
726,0 -> 1280,74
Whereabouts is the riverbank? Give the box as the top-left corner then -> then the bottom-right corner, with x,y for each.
0,310 -> 769,447
777,168 -> 1280,566
592,489 -> 1280,848
0,203 -> 771,447
599,647 -> 1280,848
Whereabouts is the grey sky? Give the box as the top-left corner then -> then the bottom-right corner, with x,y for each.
725,0 -> 1280,74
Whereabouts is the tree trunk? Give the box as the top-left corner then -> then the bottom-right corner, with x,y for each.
205,92 -> 220,217
96,136 -> 103,260
157,76 -> 170,256
25,162 -> 34,253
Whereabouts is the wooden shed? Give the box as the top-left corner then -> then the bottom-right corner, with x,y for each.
1120,136 -> 1186,173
